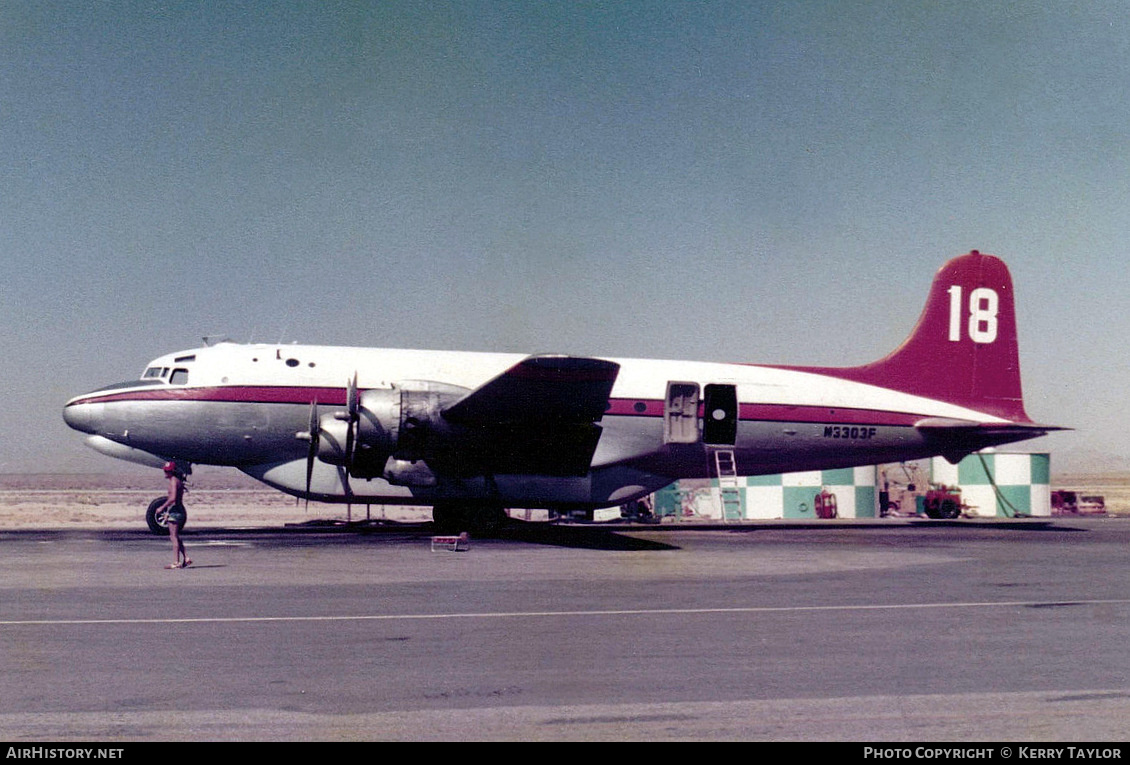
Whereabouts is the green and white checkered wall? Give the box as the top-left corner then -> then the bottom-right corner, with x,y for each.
930,452 -> 1051,517
653,466 -> 878,520
651,452 -> 1049,519
744,466 -> 878,519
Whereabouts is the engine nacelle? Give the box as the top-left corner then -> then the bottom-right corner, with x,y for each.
314,416 -> 351,466
391,381 -> 469,462
315,381 -> 470,481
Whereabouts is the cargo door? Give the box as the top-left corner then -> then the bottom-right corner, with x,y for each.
664,382 -> 700,444
702,383 -> 738,445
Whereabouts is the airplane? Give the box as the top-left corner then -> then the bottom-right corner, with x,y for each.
63,250 -> 1060,534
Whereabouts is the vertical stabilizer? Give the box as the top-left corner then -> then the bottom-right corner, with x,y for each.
786,251 -> 1031,423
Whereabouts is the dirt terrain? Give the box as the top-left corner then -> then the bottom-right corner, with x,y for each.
0,469 -> 433,530
1,469 -> 1126,530
1053,472 -> 1130,515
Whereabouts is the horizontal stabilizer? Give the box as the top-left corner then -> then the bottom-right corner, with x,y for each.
914,416 -> 1065,434
914,417 -> 1066,463
442,355 -> 620,426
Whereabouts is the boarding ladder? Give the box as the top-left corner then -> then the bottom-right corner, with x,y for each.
713,449 -> 744,520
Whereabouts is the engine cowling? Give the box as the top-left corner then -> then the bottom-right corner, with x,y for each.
315,382 -> 469,483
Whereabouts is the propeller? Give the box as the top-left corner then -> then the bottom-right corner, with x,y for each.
295,374 -> 360,509
295,399 -> 319,508
344,372 -> 359,476
332,372 -> 360,502
343,374 -> 360,514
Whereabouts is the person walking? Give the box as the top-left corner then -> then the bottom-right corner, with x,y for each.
158,461 -> 192,569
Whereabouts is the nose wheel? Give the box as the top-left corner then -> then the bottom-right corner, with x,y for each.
146,496 -> 187,535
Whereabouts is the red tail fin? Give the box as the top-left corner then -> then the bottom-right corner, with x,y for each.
794,251 -> 1031,422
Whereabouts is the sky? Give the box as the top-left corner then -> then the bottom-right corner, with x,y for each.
2,1 -> 1128,474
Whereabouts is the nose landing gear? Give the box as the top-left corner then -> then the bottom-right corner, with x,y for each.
146,496 -> 187,535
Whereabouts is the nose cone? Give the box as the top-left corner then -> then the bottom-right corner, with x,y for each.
63,401 -> 102,434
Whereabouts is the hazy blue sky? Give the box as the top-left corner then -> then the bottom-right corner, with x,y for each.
3,2 -> 1127,473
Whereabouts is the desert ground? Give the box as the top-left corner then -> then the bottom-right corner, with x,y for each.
0,469 -> 435,530
1053,472 -> 1130,515
1,468 -> 1127,530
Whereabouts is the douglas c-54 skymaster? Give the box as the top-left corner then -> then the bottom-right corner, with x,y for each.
64,251 -> 1059,533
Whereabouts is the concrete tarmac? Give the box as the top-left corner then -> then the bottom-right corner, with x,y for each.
1,517 -> 1128,741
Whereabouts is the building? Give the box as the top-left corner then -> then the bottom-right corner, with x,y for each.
649,451 -> 1049,520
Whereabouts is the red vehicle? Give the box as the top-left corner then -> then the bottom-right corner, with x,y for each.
1051,490 -> 1106,516
921,487 -> 963,519
880,462 -> 964,518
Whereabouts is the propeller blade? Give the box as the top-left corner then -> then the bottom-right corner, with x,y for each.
347,372 -> 359,418
302,400 -> 319,508
344,411 -> 356,475
343,372 -> 359,479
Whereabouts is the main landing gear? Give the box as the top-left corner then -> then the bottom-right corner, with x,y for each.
146,497 -> 187,535
431,502 -> 508,538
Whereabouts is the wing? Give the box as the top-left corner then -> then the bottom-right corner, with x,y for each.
443,355 -> 620,425
441,355 -> 621,476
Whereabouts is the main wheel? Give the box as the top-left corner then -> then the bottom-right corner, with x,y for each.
431,503 -> 462,535
467,505 -> 507,538
938,498 -> 961,519
146,497 -> 187,535
431,503 -> 507,537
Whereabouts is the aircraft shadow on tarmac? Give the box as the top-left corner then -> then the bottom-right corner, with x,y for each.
495,522 -> 680,551
52,519 -> 679,551
220,516 -> 1085,549
275,519 -> 678,550
4,517 -> 1087,552
255,517 -> 679,550
707,519 -> 1074,533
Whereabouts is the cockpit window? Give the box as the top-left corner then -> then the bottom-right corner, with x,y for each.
142,367 -> 170,380
169,368 -> 189,385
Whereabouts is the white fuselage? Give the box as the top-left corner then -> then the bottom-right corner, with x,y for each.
64,341 -> 1019,510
